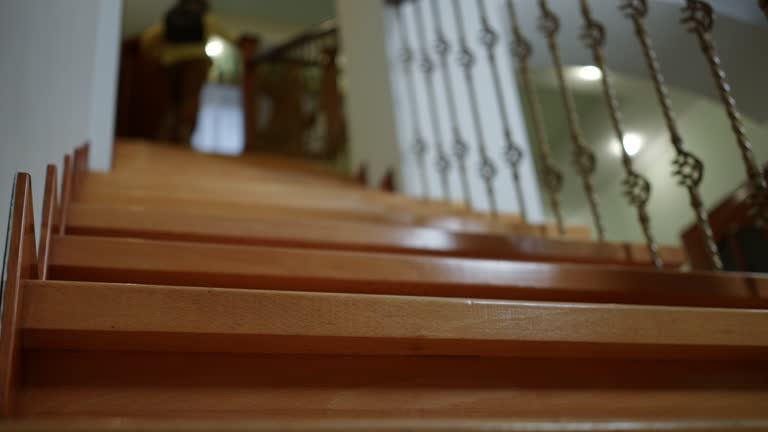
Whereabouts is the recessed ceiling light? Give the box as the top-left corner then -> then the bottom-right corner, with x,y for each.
576,65 -> 602,81
622,133 -> 643,156
205,39 -> 224,58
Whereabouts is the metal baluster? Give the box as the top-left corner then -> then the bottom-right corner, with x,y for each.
393,1 -> 431,199
579,0 -> 662,268
413,0 -> 452,202
431,0 -> 473,208
682,0 -> 768,227
506,0 -> 565,235
621,0 -> 723,270
451,0 -> 498,216
477,0 -> 528,222
538,0 -> 605,241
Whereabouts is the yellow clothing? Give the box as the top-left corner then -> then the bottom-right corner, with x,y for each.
140,15 -> 235,65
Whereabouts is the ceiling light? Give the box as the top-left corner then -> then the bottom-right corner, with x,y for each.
576,65 -> 602,81
205,39 -> 224,58
622,133 -> 643,156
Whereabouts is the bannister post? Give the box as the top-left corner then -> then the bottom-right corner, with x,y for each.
413,0 -> 452,202
538,0 -> 605,242
393,1 -> 432,200
579,0 -> 662,268
430,0 -> 473,209
507,0 -> 565,236
319,43 -> 345,159
621,0 -> 723,270
682,0 -> 768,227
451,0 -> 499,216
240,36 -> 261,152
477,0 -> 528,223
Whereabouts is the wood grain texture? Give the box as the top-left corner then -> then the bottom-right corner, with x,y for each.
64,203 -> 547,240
86,141 -> 590,236
37,165 -> 56,280
11,350 -> 768,421
57,155 -> 72,235
63,205 -> 682,267
4,419 -> 768,431
72,186 -> 501,233
46,235 -> 766,308
0,174 -> 38,416
72,144 -> 88,202
20,280 -> 768,359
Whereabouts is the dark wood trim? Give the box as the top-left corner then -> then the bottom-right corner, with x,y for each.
38,165 -> 57,280
682,167 -> 768,271
58,155 -> 73,236
0,173 -> 38,416
246,27 -> 337,67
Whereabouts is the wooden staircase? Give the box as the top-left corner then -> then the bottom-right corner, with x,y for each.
2,141 -> 768,431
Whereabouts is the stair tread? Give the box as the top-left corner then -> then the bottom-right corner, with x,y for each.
46,234 -> 761,308
21,280 -> 768,359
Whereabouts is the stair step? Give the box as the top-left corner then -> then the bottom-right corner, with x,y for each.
63,205 -> 681,265
22,280 -> 768,359
15,350 -> 768,422
47,235 -> 765,308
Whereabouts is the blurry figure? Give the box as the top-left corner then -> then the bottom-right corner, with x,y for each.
140,0 -> 235,144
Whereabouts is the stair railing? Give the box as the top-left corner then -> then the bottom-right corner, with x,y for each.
242,25 -> 344,161
383,0 -> 766,271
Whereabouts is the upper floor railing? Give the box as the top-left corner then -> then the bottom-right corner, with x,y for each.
241,24 -> 345,161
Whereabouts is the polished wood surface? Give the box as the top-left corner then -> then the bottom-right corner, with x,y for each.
37,165 -> 57,280
13,350 -> 768,422
21,280 -> 768,359
94,143 -> 507,229
98,141 -> 590,236
47,235 -> 766,308
63,205 -> 682,266
72,143 -> 88,202
1,141 -> 762,426
74,173 -> 540,234
5,419 -> 768,431
0,174 -> 38,416
57,155 -> 72,235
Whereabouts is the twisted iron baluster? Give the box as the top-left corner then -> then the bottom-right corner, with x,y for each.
394,2 -> 431,199
682,0 -> 768,227
579,0 -> 662,268
538,0 -> 605,241
431,0 -> 473,208
451,0 -> 499,216
477,0 -> 528,222
413,0 -> 452,202
621,0 -> 722,270
506,0 -> 565,235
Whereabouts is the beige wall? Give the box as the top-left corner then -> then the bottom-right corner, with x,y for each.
335,0 -> 401,188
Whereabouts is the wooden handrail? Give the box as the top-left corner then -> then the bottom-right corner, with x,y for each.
246,27 -> 337,67
241,24 -> 342,157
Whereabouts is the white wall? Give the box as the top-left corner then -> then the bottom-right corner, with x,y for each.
0,0 -> 122,262
542,75 -> 768,247
514,0 -> 768,124
338,0 -> 545,220
336,0 -> 402,190
90,0 -> 123,171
